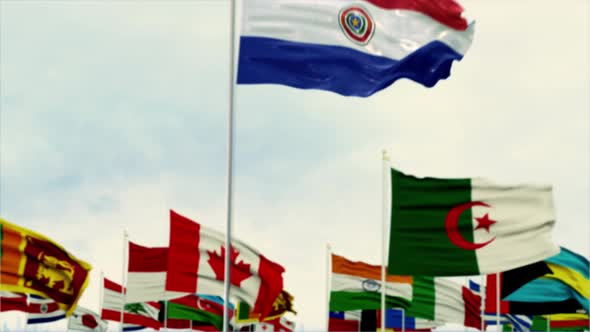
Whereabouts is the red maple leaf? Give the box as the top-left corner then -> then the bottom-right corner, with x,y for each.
207,246 -> 252,287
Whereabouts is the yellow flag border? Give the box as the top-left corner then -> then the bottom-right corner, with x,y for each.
0,217 -> 92,316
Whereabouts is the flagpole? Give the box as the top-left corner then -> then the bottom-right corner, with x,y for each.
164,301 -> 168,332
223,0 -> 237,331
99,270 -> 104,325
24,295 -> 28,332
496,272 -> 500,331
481,275 -> 485,332
401,308 -> 405,332
381,150 -> 390,332
325,243 -> 332,332
546,316 -> 550,332
120,230 -> 128,332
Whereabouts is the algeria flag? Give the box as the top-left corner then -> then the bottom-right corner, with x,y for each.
165,210 -> 285,318
330,254 -> 412,311
388,168 -> 559,276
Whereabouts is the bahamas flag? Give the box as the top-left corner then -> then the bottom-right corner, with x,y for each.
504,247 -> 589,312
0,218 -> 91,315
238,0 -> 474,97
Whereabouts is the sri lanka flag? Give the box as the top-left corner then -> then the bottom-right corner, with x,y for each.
237,0 -> 474,97
0,218 -> 91,316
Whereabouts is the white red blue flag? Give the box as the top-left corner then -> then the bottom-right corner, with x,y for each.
27,294 -> 66,325
237,0 -> 474,97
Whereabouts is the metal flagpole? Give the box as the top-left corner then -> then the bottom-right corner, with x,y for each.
546,315 -> 550,332
99,270 -> 104,315
481,275 -> 486,332
223,0 -> 237,331
164,301 -> 168,332
381,150 -> 390,332
496,272 -> 500,331
401,308 -> 405,332
120,230 -> 128,332
326,243 -> 332,332
24,295 -> 28,332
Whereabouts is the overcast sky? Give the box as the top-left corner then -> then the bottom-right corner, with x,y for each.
1,0 -> 588,331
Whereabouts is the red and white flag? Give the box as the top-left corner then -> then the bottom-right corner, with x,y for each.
0,291 -> 28,313
68,306 -> 108,332
165,210 -> 285,318
100,277 -> 162,330
126,241 -> 185,303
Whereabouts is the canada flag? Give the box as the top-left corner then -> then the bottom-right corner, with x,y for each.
165,210 -> 285,318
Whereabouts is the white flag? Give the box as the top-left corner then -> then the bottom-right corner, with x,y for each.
68,306 -> 108,332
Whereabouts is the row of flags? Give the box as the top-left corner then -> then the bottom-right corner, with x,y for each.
1,211 -> 295,331
0,292 -> 106,331
329,250 -> 589,331
325,165 -> 589,331
329,253 -> 483,331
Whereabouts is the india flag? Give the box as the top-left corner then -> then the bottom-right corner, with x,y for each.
330,253 -> 412,311
238,0 -> 474,96
387,168 -> 559,276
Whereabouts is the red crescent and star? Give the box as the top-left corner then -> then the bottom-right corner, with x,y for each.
445,201 -> 497,250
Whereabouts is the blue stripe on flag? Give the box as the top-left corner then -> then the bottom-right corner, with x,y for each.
196,294 -> 235,310
506,314 -> 532,332
237,36 -> 464,97
123,325 -> 146,332
29,294 -> 46,300
469,280 -> 481,293
329,311 -> 345,319
385,309 -> 415,329
27,314 -> 66,324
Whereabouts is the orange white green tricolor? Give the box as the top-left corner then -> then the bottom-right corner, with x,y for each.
330,254 -> 412,311
0,218 -> 91,315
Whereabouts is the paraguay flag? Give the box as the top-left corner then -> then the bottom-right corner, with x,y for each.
27,294 -> 66,325
237,0 -> 474,97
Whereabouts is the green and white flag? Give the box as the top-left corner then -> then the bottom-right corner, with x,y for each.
407,277 -> 483,330
388,168 -> 559,276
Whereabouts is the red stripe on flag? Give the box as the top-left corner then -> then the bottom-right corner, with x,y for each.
29,301 -> 60,314
253,254 -> 285,318
328,318 -> 359,332
0,294 -> 28,312
166,210 -> 200,293
462,286 -> 485,330
485,274 -> 510,314
128,242 -> 168,272
101,308 -> 123,322
551,320 -> 590,328
363,0 -> 469,30
101,308 -> 162,330
104,277 -> 125,293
